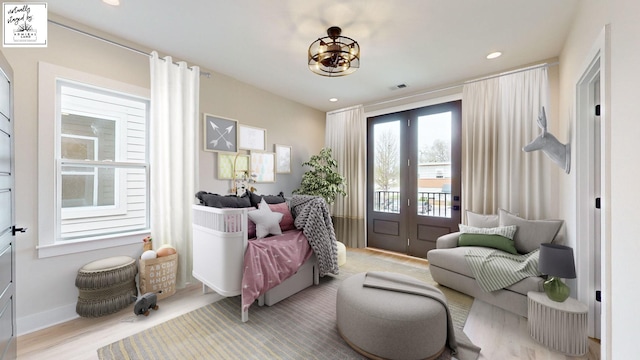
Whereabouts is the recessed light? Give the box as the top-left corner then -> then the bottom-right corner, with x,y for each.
103,0 -> 120,6
329,98 -> 338,102
486,52 -> 502,59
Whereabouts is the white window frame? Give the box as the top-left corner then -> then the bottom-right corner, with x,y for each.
37,62 -> 151,258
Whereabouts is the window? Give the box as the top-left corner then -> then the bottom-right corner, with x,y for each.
38,62 -> 150,257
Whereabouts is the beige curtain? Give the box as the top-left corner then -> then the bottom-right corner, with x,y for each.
150,51 -> 200,288
325,105 -> 366,248
462,67 -> 551,219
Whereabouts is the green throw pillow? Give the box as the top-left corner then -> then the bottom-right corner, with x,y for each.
458,233 -> 519,254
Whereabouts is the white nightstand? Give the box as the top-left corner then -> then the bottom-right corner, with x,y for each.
527,291 -> 588,356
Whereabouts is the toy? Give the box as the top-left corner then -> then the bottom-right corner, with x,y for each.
133,291 -> 162,316
141,249 -> 157,260
156,244 -> 176,257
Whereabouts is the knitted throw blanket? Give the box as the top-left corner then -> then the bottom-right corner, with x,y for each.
290,195 -> 339,277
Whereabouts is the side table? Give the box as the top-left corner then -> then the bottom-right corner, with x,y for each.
527,291 -> 588,356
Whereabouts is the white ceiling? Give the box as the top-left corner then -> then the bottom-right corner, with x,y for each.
46,0 -> 579,112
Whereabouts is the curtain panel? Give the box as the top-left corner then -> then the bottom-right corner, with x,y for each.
150,51 -> 200,288
462,67 -> 551,220
325,105 -> 366,248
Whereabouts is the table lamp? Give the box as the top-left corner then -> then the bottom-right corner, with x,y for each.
538,243 -> 576,302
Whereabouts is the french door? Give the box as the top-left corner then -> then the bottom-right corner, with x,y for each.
366,101 -> 461,258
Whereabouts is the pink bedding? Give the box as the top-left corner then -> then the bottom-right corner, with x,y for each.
241,230 -> 313,311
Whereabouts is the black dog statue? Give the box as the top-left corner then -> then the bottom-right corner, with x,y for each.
133,291 -> 161,316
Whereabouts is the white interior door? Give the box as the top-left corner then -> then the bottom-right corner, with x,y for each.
576,55 -> 603,340
0,50 -> 16,360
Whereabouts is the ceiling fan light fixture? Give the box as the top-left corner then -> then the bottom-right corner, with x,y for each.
308,26 -> 360,77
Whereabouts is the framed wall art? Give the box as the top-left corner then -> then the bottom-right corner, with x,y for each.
217,152 -> 250,180
238,125 -> 266,151
250,151 -> 276,183
275,144 -> 292,174
203,114 -> 238,152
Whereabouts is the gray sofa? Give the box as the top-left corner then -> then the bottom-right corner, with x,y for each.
427,209 -> 563,318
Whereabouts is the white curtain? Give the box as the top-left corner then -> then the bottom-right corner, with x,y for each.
150,51 -> 200,288
462,67 -> 551,219
325,105 -> 366,248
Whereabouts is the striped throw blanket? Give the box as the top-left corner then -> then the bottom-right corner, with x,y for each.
464,248 -> 541,292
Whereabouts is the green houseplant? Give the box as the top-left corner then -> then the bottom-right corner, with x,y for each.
293,147 -> 346,205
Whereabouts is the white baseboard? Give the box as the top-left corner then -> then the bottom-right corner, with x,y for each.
17,303 -> 78,336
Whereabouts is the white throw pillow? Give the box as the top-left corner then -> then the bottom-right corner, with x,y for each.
247,199 -> 283,239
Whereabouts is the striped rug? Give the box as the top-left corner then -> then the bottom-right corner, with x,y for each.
98,249 -> 476,360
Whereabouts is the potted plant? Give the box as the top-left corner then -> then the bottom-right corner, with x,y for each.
293,147 -> 346,205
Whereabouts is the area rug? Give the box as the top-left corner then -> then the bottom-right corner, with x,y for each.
98,249 -> 479,360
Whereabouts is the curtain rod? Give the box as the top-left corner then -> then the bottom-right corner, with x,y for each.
351,61 -> 558,112
48,19 -> 212,78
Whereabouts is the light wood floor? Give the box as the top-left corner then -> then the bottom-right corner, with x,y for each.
17,248 -> 600,360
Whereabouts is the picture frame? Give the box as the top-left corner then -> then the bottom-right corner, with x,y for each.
217,152 -> 250,180
238,124 -> 266,151
203,114 -> 238,152
275,144 -> 292,174
250,151 -> 276,183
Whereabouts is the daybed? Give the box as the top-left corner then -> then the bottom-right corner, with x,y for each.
427,209 -> 563,317
192,191 -> 339,322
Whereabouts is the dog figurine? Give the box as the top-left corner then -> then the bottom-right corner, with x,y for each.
133,291 -> 161,316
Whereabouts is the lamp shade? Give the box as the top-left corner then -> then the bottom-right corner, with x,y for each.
538,243 -> 576,279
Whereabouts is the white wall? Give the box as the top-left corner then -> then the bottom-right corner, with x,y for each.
608,0 -> 640,358
1,15 -> 324,335
557,0 -> 640,358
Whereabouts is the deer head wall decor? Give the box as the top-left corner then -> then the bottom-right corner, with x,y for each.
523,107 -> 571,174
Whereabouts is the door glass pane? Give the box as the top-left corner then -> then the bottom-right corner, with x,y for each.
373,121 -> 400,213
417,112 -> 452,217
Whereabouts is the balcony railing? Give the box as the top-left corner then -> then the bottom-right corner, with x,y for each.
373,190 -> 452,217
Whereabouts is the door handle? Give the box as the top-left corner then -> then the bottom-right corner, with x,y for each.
12,226 -> 27,236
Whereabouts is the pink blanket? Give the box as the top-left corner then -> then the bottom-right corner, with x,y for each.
241,230 -> 313,311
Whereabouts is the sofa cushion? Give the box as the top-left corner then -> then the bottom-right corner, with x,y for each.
498,210 -> 563,254
428,247 -> 475,278
427,247 -> 543,297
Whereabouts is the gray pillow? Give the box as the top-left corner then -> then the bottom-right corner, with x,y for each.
195,191 -> 252,208
247,191 -> 286,208
466,210 -> 499,228
498,209 -> 563,254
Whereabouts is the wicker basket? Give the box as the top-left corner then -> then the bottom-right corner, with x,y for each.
139,253 -> 178,300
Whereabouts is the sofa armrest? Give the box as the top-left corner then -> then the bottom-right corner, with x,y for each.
436,232 -> 461,249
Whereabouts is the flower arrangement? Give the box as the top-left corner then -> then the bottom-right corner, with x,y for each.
143,236 -> 153,251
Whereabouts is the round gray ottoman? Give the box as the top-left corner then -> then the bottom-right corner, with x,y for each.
336,272 -> 448,360
75,256 -> 138,318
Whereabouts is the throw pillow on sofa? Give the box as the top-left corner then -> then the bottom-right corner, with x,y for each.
498,209 -> 563,254
466,209 -> 518,228
466,210 -> 499,228
458,224 -> 519,254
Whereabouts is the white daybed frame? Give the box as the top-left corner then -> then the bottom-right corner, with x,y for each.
192,204 -> 319,322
